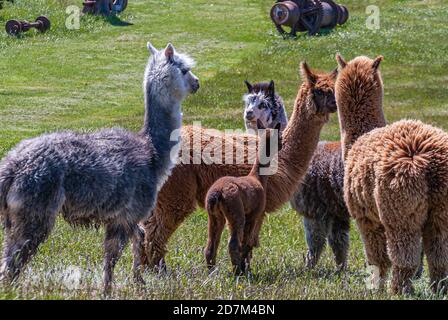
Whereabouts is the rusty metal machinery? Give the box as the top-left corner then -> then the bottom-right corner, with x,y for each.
270,0 -> 348,37
82,0 -> 128,16
5,16 -> 51,36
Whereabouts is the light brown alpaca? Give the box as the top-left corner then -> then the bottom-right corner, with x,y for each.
336,54 -> 448,295
141,62 -> 338,268
205,122 -> 282,274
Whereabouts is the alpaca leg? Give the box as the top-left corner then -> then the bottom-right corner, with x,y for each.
0,209 -> 57,283
103,223 -> 130,295
241,212 -> 263,273
225,204 -> 245,275
422,213 -> 448,295
328,216 -> 350,271
413,243 -> 424,280
204,212 -> 226,270
303,216 -> 329,269
386,228 -> 422,295
131,225 -> 146,287
378,191 -> 427,295
142,197 -> 197,270
355,217 -> 390,290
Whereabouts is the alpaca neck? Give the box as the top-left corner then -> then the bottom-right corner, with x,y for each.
338,93 -> 386,160
265,86 -> 327,211
249,155 -> 270,188
141,81 -> 182,172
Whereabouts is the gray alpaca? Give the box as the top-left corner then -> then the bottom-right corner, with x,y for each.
290,142 -> 350,270
0,42 -> 199,294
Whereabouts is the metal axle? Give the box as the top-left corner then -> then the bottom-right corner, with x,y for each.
5,16 -> 51,36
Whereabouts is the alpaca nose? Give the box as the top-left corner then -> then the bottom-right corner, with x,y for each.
329,99 -> 337,111
192,79 -> 200,93
246,111 -> 255,120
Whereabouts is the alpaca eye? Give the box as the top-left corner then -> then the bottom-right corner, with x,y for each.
314,89 -> 323,96
181,68 -> 189,75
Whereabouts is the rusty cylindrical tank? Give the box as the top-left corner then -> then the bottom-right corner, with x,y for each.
270,0 -> 349,37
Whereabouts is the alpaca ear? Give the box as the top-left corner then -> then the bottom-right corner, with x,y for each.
268,80 -> 275,96
164,43 -> 175,61
300,62 -> 317,85
244,80 -> 253,92
372,55 -> 384,72
147,42 -> 158,55
336,53 -> 347,69
329,68 -> 338,80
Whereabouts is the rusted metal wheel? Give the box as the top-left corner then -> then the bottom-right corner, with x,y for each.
112,0 -> 128,13
5,19 -> 21,36
35,16 -> 51,33
83,0 -> 128,15
271,0 -> 324,37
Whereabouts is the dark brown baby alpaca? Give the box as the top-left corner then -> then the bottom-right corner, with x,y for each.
205,121 -> 283,274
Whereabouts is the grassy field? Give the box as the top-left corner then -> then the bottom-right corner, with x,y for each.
0,0 -> 447,299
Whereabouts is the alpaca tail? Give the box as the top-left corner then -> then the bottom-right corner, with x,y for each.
381,137 -> 432,190
206,191 -> 222,214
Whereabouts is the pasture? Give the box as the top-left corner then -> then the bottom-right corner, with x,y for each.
0,0 -> 447,299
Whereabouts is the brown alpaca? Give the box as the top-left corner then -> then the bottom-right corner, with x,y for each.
205,121 -> 282,274
336,54 -> 448,295
141,62 -> 338,268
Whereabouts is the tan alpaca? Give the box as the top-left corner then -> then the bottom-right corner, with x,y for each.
205,122 -> 282,274
141,62 -> 338,268
336,54 -> 448,295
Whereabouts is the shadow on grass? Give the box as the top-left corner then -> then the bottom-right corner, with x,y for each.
238,264 -> 368,285
275,27 -> 336,40
106,15 -> 133,27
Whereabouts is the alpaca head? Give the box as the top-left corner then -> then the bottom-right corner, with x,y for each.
334,54 -> 384,117
334,54 -> 386,158
145,42 -> 200,103
243,80 -> 279,129
299,62 -> 338,118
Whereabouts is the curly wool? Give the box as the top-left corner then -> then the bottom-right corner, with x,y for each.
337,54 -> 448,295
290,141 -> 350,270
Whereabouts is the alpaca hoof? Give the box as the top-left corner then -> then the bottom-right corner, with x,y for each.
134,278 -> 147,295
305,257 -> 317,270
392,284 -> 414,296
335,264 -> 347,275
103,284 -> 113,298
133,273 -> 146,287
391,278 -> 414,296
148,258 -> 166,273
232,265 -> 244,276
207,265 -> 217,273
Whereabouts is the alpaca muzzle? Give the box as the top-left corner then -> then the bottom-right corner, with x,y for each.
191,79 -> 200,93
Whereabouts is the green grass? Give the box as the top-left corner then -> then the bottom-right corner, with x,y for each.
0,0 -> 447,299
